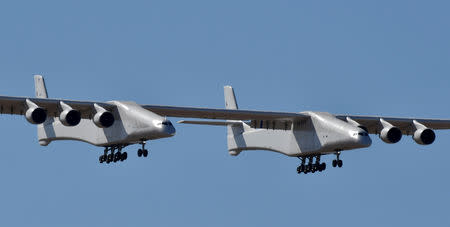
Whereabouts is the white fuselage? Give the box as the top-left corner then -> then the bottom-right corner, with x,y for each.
37,101 -> 176,147
227,112 -> 372,157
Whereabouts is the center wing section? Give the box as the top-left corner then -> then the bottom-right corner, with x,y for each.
143,105 -> 309,122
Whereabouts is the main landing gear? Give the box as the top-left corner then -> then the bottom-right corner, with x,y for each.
332,152 -> 343,168
137,141 -> 149,158
98,142 -> 151,164
99,146 -> 128,164
296,155 -> 326,174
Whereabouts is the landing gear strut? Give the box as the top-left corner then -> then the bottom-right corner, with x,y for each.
332,152 -> 343,168
297,155 -> 326,174
137,141 -> 149,158
99,146 -> 128,164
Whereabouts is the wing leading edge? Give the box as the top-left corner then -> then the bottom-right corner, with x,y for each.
335,114 -> 450,135
0,95 -> 115,118
144,105 -> 450,135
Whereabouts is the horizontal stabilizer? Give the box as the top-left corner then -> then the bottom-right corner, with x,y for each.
178,120 -> 242,126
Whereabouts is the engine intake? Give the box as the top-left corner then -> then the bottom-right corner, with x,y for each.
60,109 -> 81,126
25,107 -> 47,124
380,127 -> 402,144
413,128 -> 435,145
93,111 -> 115,128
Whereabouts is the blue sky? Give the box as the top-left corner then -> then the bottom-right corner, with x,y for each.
0,1 -> 450,226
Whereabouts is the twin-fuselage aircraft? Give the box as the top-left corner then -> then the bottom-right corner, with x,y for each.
2,75 -> 449,174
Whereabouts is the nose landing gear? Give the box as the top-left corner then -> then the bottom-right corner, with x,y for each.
332,152 -> 343,168
137,141 -> 149,158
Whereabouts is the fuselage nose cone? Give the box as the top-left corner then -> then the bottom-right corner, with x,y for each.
164,121 -> 176,136
359,135 -> 372,147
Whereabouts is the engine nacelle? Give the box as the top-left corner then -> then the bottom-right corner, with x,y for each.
93,111 -> 115,128
380,127 -> 402,144
59,109 -> 81,126
25,107 -> 47,124
413,128 -> 435,145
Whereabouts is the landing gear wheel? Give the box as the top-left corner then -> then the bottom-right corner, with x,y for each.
337,160 -> 343,168
99,155 -> 104,163
321,163 -> 326,171
143,149 -> 148,157
332,160 -> 337,167
121,152 -> 128,161
108,154 -> 113,162
114,152 -> 121,162
138,149 -> 143,157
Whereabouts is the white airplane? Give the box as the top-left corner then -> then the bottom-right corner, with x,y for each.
147,86 -> 450,174
1,75 -> 176,164
3,76 -> 450,173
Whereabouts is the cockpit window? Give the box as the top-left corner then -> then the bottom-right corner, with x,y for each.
162,121 -> 172,126
358,132 -> 369,136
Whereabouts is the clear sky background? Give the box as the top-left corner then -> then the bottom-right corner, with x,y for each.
0,1 -> 449,226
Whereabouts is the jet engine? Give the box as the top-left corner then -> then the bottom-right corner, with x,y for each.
93,111 -> 115,128
380,127 -> 402,144
413,128 -> 435,145
60,109 -> 81,126
25,107 -> 47,124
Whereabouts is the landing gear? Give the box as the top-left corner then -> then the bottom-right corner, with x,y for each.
137,141 -> 149,158
297,155 -> 326,174
98,141 -> 150,164
99,146 -> 128,164
332,152 -> 343,168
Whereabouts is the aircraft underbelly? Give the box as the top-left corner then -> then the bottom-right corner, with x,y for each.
38,118 -> 129,146
229,129 -> 324,156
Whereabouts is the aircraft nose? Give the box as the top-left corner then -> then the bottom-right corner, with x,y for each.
357,135 -> 372,147
163,121 -> 176,136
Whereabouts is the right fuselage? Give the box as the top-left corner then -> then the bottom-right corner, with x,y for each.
227,111 -> 372,157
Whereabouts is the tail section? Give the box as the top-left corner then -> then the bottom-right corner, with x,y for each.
34,75 -> 48,98
34,75 -> 52,146
224,86 -> 238,110
224,86 -> 247,156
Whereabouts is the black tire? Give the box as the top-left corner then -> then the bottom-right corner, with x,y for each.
337,160 -> 343,168
321,163 -> 326,171
138,149 -> 143,157
121,152 -> 128,161
99,156 -> 103,163
332,160 -> 337,167
143,149 -> 148,157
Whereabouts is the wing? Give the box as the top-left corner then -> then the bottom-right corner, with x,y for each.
143,105 -> 309,121
335,114 -> 450,135
0,95 -> 115,118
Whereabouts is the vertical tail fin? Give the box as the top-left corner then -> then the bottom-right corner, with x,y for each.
224,86 -> 238,110
34,75 -> 48,98
34,75 -> 52,146
224,86 -> 246,156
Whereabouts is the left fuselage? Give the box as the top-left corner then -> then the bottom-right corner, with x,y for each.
38,101 -> 176,147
